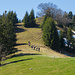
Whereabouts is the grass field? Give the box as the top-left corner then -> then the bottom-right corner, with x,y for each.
0,22 -> 75,75
0,54 -> 75,75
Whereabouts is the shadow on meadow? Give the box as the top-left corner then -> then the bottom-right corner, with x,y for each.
15,24 -> 22,26
9,53 -> 41,58
14,43 -> 28,52
15,43 -> 28,46
25,24 -> 40,28
1,53 -> 41,66
2,58 -> 33,66
15,27 -> 26,33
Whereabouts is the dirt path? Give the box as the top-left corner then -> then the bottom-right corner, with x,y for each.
15,23 -> 70,58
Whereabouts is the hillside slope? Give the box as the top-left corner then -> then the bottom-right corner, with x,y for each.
0,23 -> 75,75
14,23 -> 69,58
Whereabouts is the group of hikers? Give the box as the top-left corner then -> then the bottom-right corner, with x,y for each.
28,41 -> 40,52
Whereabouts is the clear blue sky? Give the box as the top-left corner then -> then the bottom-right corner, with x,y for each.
0,0 -> 75,20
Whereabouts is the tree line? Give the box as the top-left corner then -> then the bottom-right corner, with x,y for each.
38,2 -> 75,51
0,11 -> 18,66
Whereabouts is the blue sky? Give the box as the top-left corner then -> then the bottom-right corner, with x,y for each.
0,0 -> 75,20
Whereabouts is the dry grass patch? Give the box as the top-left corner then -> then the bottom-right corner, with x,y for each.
14,23 -> 70,58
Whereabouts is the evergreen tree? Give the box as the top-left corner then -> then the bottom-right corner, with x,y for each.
41,12 -> 51,31
29,9 -> 36,27
67,27 -> 73,48
12,12 -> 18,25
41,15 -> 47,30
0,11 -> 17,66
68,11 -> 73,19
72,15 -> 75,26
7,11 -> 18,25
23,11 -> 29,27
0,16 -> 2,24
43,17 -> 59,50
59,31 -> 65,48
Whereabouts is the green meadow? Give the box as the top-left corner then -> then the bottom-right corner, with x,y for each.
0,54 -> 75,75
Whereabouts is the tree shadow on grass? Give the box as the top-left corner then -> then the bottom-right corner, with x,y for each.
25,24 -> 41,28
1,53 -> 41,66
4,53 -> 41,60
15,43 -> 28,46
14,43 -> 28,52
15,24 -> 22,26
2,58 -> 33,66
15,27 -> 26,33
9,53 -> 41,59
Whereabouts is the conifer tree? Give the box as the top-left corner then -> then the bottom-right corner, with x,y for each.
23,11 -> 29,27
68,11 -> 73,19
29,9 -> 36,27
59,31 -> 65,48
0,11 -> 17,66
41,15 -> 47,30
43,17 -> 59,50
0,16 -> 2,24
72,15 -> 75,26
67,27 -> 73,48
7,11 -> 18,25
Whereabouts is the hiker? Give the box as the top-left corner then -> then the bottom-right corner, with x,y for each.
38,47 -> 40,52
28,41 -> 31,46
33,46 -> 36,50
31,45 -> 33,48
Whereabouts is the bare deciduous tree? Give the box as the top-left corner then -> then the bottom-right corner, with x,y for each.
37,3 -> 57,17
37,2 -> 72,27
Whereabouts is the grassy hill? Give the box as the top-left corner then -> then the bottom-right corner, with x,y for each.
0,54 -> 75,75
0,19 -> 75,75
35,16 -> 44,25
14,23 -> 69,57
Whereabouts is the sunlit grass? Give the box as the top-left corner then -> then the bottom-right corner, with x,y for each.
0,54 -> 75,75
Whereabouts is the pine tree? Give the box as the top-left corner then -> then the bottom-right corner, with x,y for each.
67,27 -> 73,48
68,11 -> 73,19
0,16 -> 2,24
59,31 -> 65,48
72,15 -> 75,26
7,11 -> 18,25
0,11 -> 17,66
29,9 -> 36,27
23,11 -> 29,27
41,15 -> 47,30
43,17 -> 59,50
